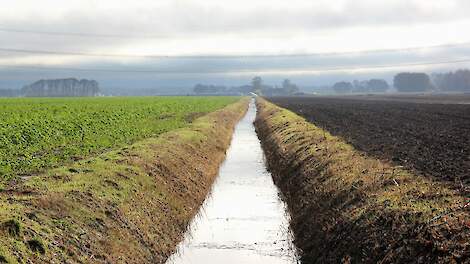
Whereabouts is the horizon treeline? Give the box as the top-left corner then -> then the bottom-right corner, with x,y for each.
332,69 -> 470,94
0,78 -> 100,97
193,77 -> 301,96
22,78 -> 100,97
2,69 -> 470,97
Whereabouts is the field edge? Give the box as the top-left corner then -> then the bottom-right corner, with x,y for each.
0,97 -> 249,263
254,98 -> 469,263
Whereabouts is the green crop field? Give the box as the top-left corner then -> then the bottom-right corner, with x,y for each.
0,96 -> 238,182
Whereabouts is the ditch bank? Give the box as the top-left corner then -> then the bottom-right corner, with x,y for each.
254,98 -> 470,263
0,98 -> 249,263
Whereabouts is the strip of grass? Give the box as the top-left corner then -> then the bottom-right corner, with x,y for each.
0,96 -> 239,183
0,98 -> 249,263
255,98 -> 469,263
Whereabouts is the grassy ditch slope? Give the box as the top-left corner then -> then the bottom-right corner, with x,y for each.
0,98 -> 248,263
255,98 -> 469,263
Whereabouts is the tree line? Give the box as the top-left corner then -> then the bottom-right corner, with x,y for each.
22,78 -> 100,97
193,77 -> 301,96
0,89 -> 21,97
432,69 -> 470,92
332,69 -> 470,94
332,79 -> 389,94
0,78 -> 100,97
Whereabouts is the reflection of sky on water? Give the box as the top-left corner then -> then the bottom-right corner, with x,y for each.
167,100 -> 298,264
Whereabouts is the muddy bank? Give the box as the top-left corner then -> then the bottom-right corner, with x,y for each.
0,98 -> 248,263
255,98 -> 470,263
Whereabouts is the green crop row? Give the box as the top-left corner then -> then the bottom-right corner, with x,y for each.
0,96 -> 238,182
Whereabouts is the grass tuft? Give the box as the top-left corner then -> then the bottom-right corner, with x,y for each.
1,220 -> 20,237
27,238 -> 46,255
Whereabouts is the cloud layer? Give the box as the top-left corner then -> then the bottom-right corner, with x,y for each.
1,0 -> 470,89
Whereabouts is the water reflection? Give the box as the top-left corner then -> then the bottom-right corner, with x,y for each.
166,99 -> 298,264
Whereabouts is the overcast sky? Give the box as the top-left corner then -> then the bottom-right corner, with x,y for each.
1,0 -> 470,90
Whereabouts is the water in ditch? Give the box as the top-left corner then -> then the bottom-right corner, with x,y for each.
166,99 -> 298,264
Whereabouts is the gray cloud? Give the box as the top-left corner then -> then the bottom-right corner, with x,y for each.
2,1 -> 470,39
1,0 -> 470,90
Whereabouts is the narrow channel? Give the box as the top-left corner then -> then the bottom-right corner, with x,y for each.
166,99 -> 298,264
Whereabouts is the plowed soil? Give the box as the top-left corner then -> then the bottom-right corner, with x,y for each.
268,96 -> 470,192
255,98 -> 470,264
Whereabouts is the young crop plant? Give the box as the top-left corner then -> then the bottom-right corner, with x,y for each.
0,96 -> 238,183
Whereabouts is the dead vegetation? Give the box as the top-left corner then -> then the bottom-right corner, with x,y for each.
0,98 -> 248,263
255,98 -> 470,263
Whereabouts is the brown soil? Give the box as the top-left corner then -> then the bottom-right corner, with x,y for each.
309,94 -> 470,104
268,96 -> 470,193
255,98 -> 470,264
0,98 -> 248,264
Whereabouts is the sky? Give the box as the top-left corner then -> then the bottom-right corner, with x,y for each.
1,0 -> 470,91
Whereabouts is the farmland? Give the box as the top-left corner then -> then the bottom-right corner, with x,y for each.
0,98 -> 248,263
255,98 -> 470,263
0,97 -> 238,183
268,96 -> 470,192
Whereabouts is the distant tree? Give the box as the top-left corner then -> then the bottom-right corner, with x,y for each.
282,79 -> 292,90
252,76 -> 263,94
193,84 -> 226,94
281,79 -> 299,94
393,73 -> 433,92
351,79 -> 389,93
0,89 -> 20,97
432,69 -> 470,92
367,79 -> 389,93
352,80 -> 368,93
22,78 -> 100,97
332,81 -> 353,94
193,84 -> 206,94
231,85 -> 253,95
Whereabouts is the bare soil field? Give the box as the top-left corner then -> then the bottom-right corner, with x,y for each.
268,96 -> 470,192
321,93 -> 470,104
255,98 -> 470,263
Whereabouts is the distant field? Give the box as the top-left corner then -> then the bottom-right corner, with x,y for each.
0,96 -> 238,181
311,93 -> 470,104
269,96 -> 470,190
